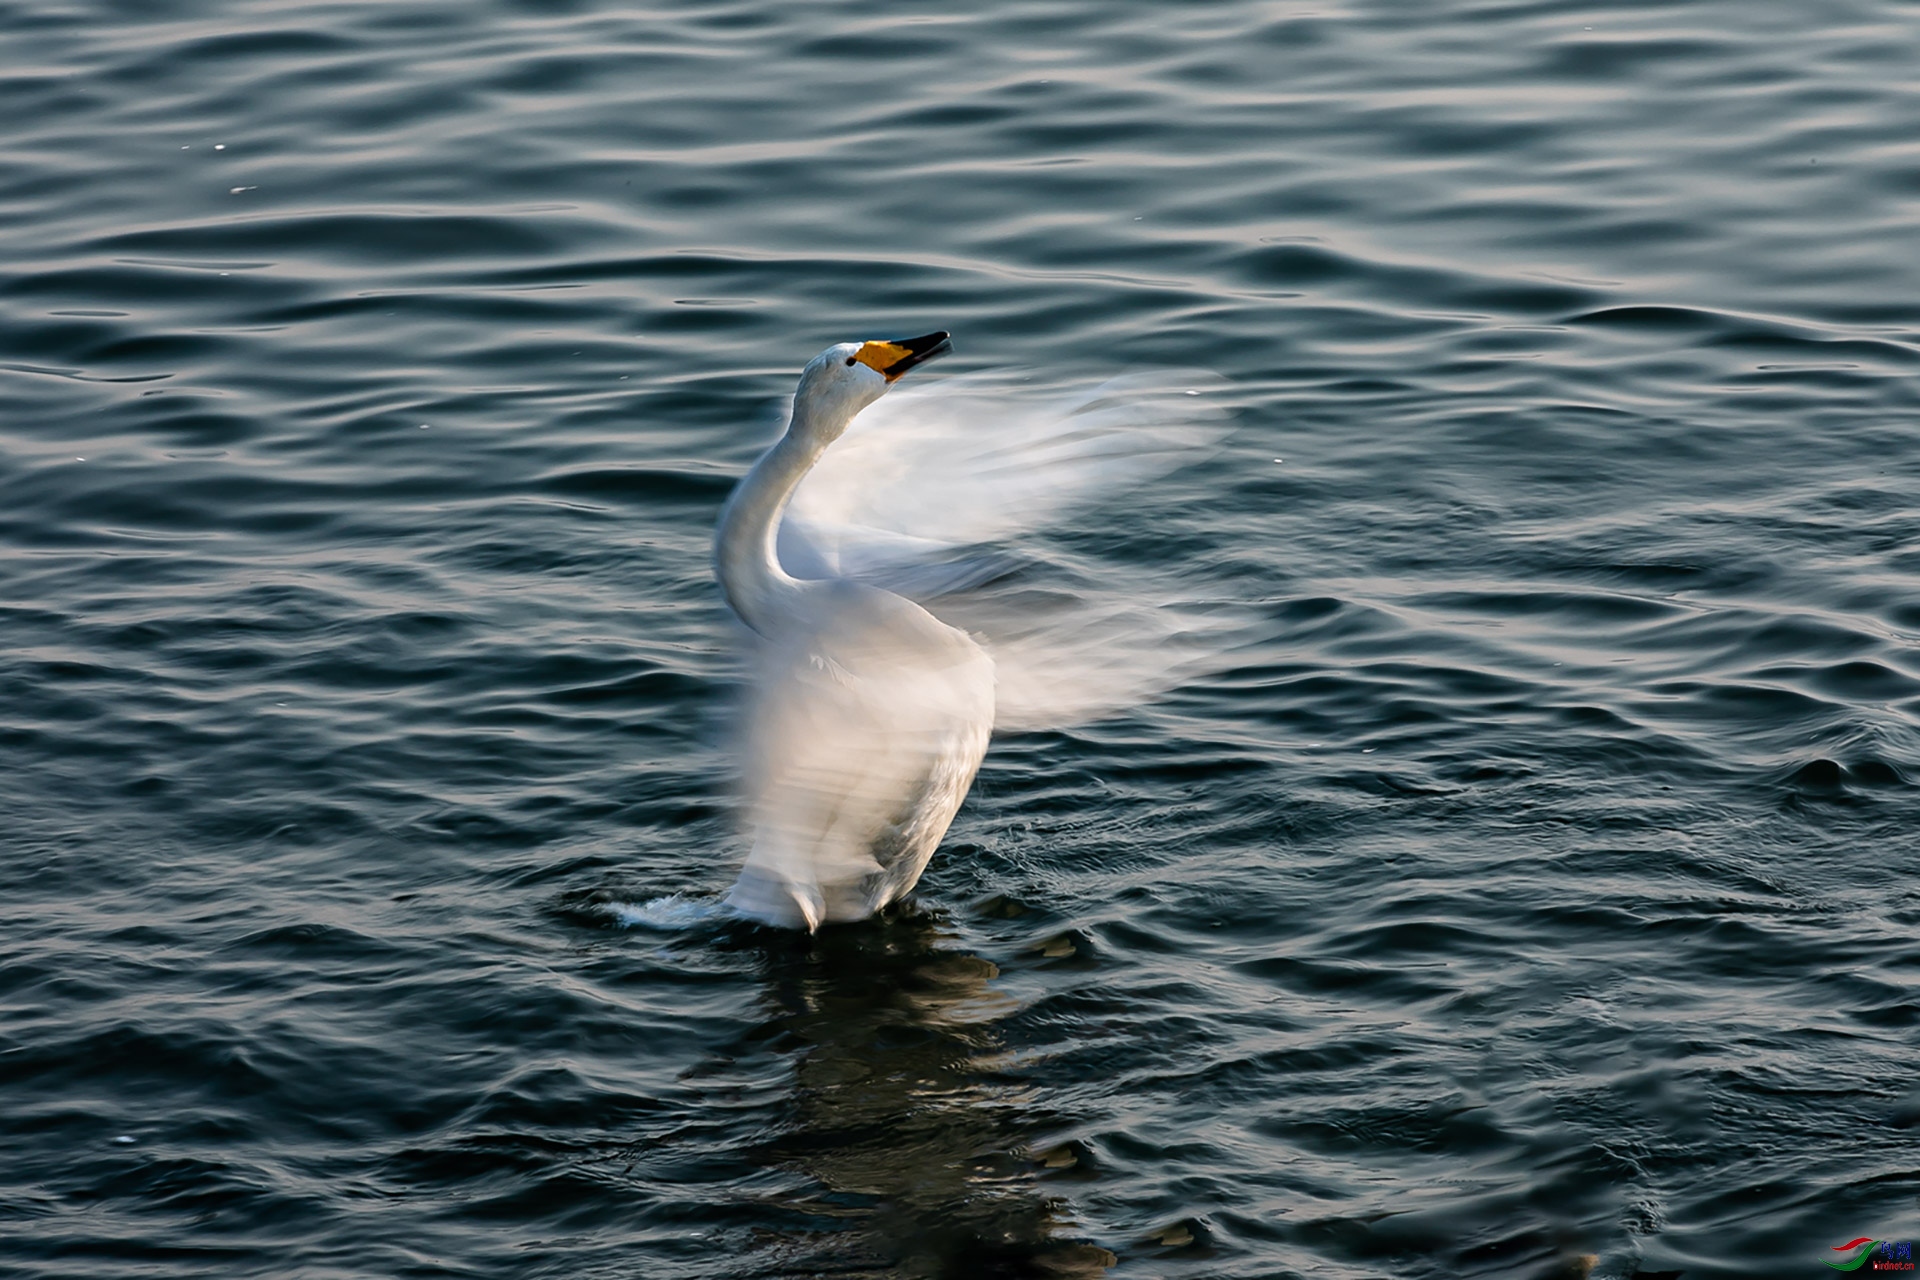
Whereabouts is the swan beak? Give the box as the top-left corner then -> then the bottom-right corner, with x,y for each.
853,331 -> 952,382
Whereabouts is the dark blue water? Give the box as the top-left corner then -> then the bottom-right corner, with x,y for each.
4,2 -> 1919,1276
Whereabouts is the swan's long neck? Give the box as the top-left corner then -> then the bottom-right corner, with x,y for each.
714,397 -> 837,636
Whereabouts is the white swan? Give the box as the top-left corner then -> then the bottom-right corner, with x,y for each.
717,333 -> 984,930
715,333 -> 1230,930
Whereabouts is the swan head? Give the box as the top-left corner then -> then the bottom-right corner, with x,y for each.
790,331 -> 952,441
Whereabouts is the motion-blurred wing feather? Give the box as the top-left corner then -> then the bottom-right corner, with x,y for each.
778,370 -> 1229,588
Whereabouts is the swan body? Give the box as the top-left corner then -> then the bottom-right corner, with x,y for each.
717,334 -> 988,930
726,576 -> 992,929
714,333 -> 1230,930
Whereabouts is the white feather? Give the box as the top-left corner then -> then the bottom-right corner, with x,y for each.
779,370 -> 1229,587
723,580 -> 992,929
778,368 -> 1234,730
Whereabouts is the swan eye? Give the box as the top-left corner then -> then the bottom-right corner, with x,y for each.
845,357 -> 856,367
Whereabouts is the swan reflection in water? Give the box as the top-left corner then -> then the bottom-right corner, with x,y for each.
730,905 -> 1115,1279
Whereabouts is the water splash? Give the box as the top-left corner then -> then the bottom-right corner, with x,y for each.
605,894 -> 725,931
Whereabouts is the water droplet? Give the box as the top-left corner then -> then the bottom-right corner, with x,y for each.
112,1135 -> 136,1145
213,143 -> 225,150
230,186 -> 257,194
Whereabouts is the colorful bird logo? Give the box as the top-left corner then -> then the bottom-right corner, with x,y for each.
1827,1238 -> 1881,1271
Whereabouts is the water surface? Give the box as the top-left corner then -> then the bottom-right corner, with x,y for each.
3,1 -> 1919,1276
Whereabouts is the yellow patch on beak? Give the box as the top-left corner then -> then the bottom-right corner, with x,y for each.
852,340 -> 915,379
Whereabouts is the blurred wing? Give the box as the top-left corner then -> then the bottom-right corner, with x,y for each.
777,370 -> 1229,591
923,551 -> 1253,733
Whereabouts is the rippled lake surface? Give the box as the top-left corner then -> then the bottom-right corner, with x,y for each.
5,1 -> 1920,1276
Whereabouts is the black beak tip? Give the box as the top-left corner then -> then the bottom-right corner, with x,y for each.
887,330 -> 953,376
